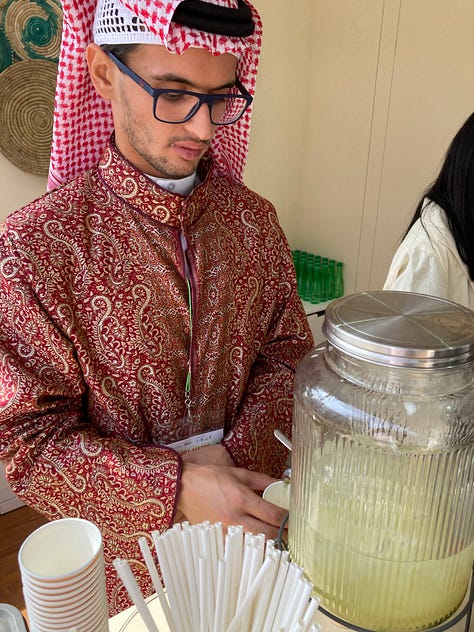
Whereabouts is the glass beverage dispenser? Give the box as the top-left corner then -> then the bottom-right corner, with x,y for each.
289,291 -> 474,631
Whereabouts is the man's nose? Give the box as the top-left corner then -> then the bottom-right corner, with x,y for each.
184,102 -> 215,141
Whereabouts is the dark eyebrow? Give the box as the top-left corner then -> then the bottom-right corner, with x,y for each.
153,72 -> 236,91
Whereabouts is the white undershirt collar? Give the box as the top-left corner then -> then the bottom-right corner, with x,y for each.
147,172 -> 197,196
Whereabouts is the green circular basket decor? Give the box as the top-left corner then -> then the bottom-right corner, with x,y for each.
2,0 -> 62,62
0,59 -> 57,175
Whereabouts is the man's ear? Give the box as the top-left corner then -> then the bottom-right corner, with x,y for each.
86,43 -> 116,100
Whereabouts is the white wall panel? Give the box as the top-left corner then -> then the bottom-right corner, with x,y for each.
368,0 -> 474,289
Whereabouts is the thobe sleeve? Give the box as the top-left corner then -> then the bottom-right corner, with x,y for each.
0,235 -> 181,614
222,243 -> 313,478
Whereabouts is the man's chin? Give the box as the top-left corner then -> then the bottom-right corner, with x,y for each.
148,154 -> 202,180
146,164 -> 197,180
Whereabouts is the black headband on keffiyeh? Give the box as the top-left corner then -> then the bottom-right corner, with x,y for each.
172,0 -> 255,37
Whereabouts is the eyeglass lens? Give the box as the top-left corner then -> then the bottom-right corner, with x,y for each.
154,91 -> 249,125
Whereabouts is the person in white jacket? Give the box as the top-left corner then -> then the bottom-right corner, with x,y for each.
384,111 -> 474,310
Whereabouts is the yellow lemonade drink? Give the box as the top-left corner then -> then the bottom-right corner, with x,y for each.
289,410 -> 474,631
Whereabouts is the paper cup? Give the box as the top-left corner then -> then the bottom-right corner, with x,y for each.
22,573 -> 106,611
19,518 -> 103,581
27,602 -> 109,632
24,586 -> 108,631
24,592 -> 106,622
21,557 -> 105,596
18,518 -> 109,632
262,480 -> 290,510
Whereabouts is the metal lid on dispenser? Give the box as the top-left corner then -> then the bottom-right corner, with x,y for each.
322,290 -> 474,368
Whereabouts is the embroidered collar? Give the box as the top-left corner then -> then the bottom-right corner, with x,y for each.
96,138 -> 213,228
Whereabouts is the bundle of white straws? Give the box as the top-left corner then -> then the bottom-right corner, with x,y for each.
114,520 -> 321,632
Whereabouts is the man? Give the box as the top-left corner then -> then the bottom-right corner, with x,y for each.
0,0 -> 313,614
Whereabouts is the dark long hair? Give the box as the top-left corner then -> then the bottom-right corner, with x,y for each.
404,111 -> 474,280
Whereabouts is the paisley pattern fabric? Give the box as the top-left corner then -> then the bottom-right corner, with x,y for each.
0,139 -> 313,615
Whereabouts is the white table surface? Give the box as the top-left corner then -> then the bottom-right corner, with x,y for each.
109,597 -> 473,632
109,595 -> 169,632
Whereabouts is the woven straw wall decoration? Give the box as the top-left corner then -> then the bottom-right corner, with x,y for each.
0,0 -> 62,175
0,59 -> 58,175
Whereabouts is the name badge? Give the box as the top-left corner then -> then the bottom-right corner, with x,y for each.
167,428 -> 224,454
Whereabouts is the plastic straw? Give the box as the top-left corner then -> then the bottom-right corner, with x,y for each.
261,556 -> 289,632
280,575 -> 311,630
168,526 -> 193,631
221,532 -> 237,630
293,580 -> 314,625
299,597 -> 321,632
240,536 -> 263,630
123,521 -> 320,632
282,578 -> 313,631
267,558 -> 299,632
288,622 -> 305,632
203,522 -> 218,592
246,535 -> 265,626
138,537 -> 174,632
181,524 -> 200,626
153,532 -> 186,632
235,532 -> 254,610
198,555 -> 209,632
199,523 -> 216,629
215,521 -> 224,560
188,524 -> 202,594
213,558 -> 227,632
250,550 -> 280,632
224,526 -> 243,627
113,558 -> 160,632
225,555 -> 274,632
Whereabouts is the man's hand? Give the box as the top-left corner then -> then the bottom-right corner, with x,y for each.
176,448 -> 287,540
181,443 -> 235,467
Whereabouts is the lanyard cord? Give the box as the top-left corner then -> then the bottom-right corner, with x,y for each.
185,276 -> 193,421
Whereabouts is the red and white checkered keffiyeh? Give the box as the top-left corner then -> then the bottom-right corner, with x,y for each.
48,0 -> 262,190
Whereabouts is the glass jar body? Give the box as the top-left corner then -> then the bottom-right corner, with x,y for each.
288,344 -> 474,631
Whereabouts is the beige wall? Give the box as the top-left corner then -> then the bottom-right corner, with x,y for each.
245,0 -> 311,246
247,0 -> 474,294
1,0 -> 473,299
0,153 -> 47,219
366,0 -> 474,290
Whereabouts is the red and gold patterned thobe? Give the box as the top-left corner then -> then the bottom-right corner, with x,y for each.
0,140 -> 313,614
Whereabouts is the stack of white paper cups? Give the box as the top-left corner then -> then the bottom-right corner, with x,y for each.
18,518 -> 109,632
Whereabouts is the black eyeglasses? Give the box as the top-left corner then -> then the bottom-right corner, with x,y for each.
107,52 -> 253,126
